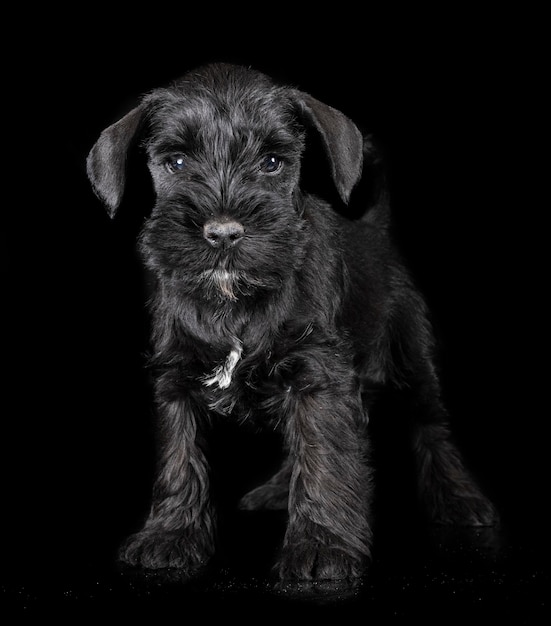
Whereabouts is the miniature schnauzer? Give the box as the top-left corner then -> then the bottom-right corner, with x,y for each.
87,63 -> 498,580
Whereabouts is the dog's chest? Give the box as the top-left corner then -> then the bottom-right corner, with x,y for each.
201,342 -> 243,391
196,343 -> 288,423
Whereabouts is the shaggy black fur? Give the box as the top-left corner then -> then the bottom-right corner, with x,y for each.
87,63 -> 498,580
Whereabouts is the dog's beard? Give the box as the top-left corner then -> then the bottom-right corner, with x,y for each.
201,268 -> 240,301
198,265 -> 278,302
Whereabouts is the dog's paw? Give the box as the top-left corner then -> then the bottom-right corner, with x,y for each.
428,487 -> 500,527
278,543 -> 365,581
118,529 -> 212,571
238,484 -> 288,511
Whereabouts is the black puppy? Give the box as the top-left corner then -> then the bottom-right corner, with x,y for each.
87,63 -> 498,580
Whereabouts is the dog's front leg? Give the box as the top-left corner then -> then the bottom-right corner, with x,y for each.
119,382 -> 215,571
278,361 -> 372,580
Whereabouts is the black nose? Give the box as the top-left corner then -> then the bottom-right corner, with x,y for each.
203,219 -> 245,249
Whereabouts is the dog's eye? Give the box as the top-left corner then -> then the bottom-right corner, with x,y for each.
259,155 -> 283,174
165,155 -> 186,173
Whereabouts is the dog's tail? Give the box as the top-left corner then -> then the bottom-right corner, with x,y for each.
355,134 -> 392,228
363,186 -> 391,230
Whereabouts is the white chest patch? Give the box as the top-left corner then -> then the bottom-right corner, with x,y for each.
202,341 -> 243,390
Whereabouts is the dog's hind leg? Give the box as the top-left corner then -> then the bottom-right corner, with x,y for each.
392,291 -> 500,527
238,455 -> 292,511
407,369 -> 499,526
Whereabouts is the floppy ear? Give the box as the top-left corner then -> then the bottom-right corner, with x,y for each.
292,91 -> 363,203
86,105 -> 145,218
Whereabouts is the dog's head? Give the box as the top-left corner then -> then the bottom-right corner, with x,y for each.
87,63 -> 364,301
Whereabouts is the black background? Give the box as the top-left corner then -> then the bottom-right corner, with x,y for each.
3,10 -> 548,621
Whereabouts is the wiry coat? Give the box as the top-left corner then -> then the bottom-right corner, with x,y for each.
87,63 -> 498,580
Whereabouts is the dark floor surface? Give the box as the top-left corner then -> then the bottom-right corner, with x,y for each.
2,490 -> 548,622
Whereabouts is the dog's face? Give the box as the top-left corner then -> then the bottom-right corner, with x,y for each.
141,66 -> 308,302
87,64 -> 364,303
